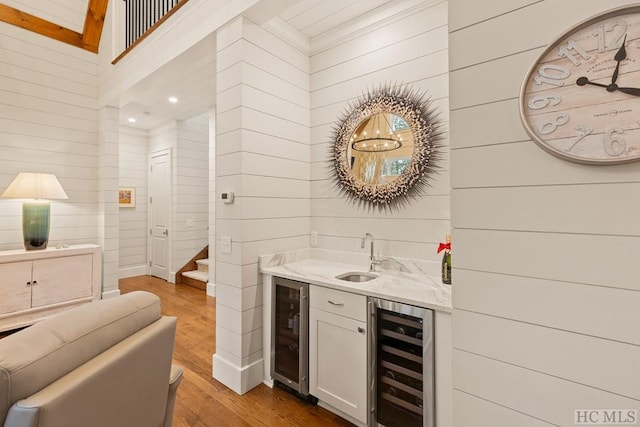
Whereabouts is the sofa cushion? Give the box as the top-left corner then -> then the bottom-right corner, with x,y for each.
0,291 -> 161,424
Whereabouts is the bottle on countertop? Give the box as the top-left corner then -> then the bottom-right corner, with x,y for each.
438,234 -> 452,285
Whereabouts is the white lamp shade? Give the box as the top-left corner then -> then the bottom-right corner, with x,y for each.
1,173 -> 68,200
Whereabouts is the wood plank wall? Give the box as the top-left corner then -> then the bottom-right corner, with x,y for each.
0,21 -> 99,251
449,0 -> 640,425
309,0 -> 451,262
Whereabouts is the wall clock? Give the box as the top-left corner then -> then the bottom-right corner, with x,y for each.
520,5 -> 640,164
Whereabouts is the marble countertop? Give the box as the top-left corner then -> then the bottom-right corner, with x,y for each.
260,257 -> 452,313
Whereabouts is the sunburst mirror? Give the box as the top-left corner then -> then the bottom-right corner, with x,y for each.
330,84 -> 444,210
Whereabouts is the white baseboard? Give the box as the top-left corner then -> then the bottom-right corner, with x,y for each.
212,353 -> 263,395
206,282 -> 216,297
102,289 -> 121,299
118,265 -> 147,279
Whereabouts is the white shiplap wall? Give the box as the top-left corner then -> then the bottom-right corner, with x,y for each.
0,21 -> 100,252
449,0 -> 640,425
208,107 -> 216,296
214,15 -> 310,394
173,115 -> 209,273
309,0 -> 450,262
97,105 -> 119,296
119,126 -> 149,278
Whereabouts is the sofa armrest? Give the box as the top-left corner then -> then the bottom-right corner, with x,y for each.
4,317 -> 177,427
163,365 -> 184,427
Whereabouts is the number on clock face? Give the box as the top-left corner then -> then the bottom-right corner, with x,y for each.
604,128 -> 626,156
528,94 -> 561,110
534,64 -> 571,87
537,113 -> 570,135
593,20 -> 628,52
558,39 -> 591,66
566,126 -> 593,152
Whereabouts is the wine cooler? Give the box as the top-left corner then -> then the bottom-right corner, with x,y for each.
369,298 -> 434,427
271,277 -> 311,397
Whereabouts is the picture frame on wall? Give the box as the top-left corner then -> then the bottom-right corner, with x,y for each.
118,187 -> 136,208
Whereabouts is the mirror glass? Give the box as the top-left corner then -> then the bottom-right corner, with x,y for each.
330,84 -> 443,209
346,113 -> 414,185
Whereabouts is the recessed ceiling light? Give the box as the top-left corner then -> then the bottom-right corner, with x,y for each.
168,96 -> 178,104
127,117 -> 136,123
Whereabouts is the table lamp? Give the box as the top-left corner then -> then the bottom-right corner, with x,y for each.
1,172 -> 68,250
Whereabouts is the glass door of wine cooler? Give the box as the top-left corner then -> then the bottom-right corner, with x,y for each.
370,298 -> 434,427
271,277 -> 309,395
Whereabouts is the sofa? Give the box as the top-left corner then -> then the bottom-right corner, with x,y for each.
0,291 -> 183,427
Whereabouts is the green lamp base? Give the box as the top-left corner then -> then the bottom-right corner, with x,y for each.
23,201 -> 50,250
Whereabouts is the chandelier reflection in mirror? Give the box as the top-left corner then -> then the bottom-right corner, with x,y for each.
331,84 -> 444,210
350,113 -> 403,153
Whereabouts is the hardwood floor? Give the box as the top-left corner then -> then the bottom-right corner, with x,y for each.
119,276 -> 354,427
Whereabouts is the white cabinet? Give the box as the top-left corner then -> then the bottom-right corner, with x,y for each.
0,245 -> 101,332
309,285 -> 368,424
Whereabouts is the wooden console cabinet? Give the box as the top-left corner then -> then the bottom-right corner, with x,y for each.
0,244 -> 101,332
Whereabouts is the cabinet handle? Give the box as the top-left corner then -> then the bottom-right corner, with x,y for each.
357,327 -> 365,334
327,300 -> 344,306
26,281 -> 31,287
32,280 -> 38,286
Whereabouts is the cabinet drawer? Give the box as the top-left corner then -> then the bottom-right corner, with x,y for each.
310,286 -> 366,321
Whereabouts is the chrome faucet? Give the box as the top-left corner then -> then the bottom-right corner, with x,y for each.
361,233 -> 381,272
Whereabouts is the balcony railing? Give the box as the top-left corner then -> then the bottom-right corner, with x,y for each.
125,0 -> 180,48
112,0 -> 189,64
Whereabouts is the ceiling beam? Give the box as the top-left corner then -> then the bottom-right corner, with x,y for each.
0,4 -> 84,49
0,0 -> 108,53
82,0 -> 109,53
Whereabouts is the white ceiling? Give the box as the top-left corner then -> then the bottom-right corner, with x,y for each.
278,0 -> 392,39
118,33 -> 217,130
3,0 -> 88,33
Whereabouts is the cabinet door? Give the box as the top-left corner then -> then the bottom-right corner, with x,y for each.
31,255 -> 93,307
0,261 -> 33,314
310,307 -> 367,423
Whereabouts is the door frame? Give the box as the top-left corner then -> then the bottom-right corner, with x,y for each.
147,148 -> 172,280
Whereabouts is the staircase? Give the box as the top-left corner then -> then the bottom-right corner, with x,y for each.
181,259 -> 209,290
176,246 -> 209,291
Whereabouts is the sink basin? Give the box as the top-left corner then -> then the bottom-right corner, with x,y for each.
335,271 -> 378,282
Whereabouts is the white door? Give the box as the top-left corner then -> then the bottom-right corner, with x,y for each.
149,149 -> 171,280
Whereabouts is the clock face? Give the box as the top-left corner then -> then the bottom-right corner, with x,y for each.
520,6 -> 640,164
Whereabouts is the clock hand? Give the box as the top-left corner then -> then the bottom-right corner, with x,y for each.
576,76 -> 608,88
616,86 -> 640,96
611,35 -> 627,85
576,77 -> 640,96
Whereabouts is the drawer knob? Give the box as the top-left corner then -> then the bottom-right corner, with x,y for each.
357,327 -> 365,334
327,300 -> 344,306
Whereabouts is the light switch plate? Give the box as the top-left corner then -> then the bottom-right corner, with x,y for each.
221,236 -> 232,254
